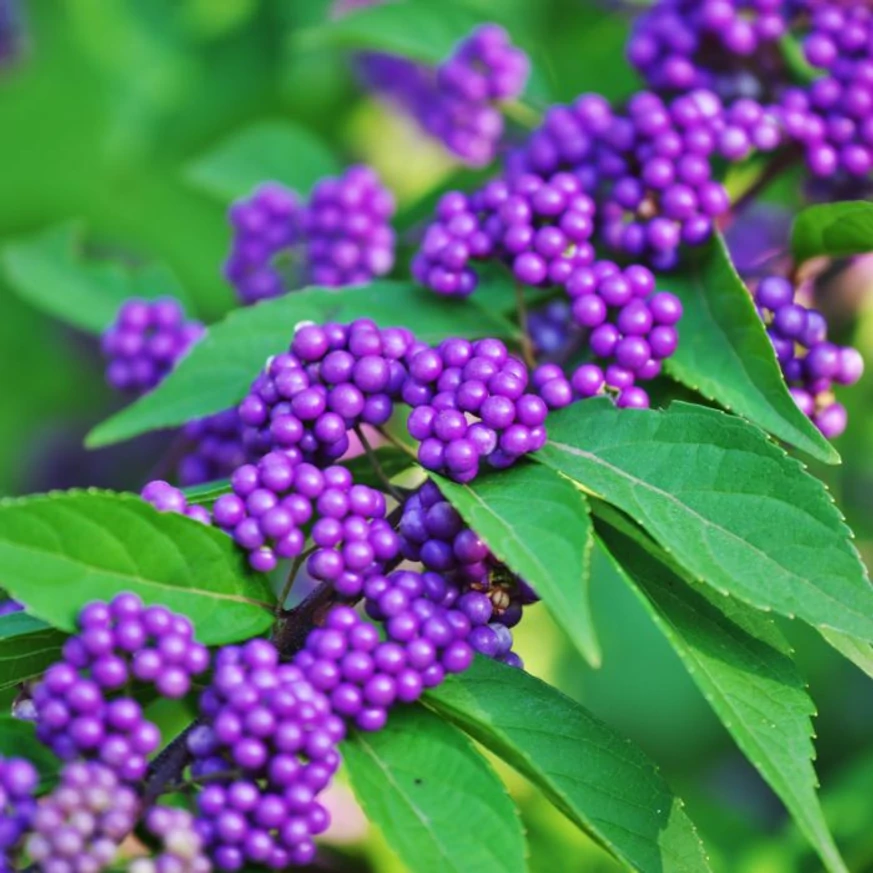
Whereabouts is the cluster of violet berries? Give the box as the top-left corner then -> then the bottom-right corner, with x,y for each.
535,262 -> 683,410
224,166 -> 395,305
411,173 -> 596,296
357,24 -> 529,166
0,755 -> 38,869
628,0 -> 873,182
178,409 -> 250,488
188,639 -> 343,870
398,481 -> 534,665
211,451 -> 399,579
32,592 -> 208,779
101,298 -> 204,395
24,761 -> 140,873
754,274 -> 864,438
131,806 -> 211,873
237,320 -> 413,466
404,336 -> 548,481
627,0 -> 799,103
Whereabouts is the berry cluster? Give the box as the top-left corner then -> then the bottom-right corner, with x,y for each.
238,320 -> 414,465
399,481 -> 534,665
132,806 -> 211,873
189,639 -> 343,869
627,0 -> 796,103
224,167 -> 395,305
754,274 -> 864,438
412,173 -> 596,296
24,761 -> 139,872
357,24 -> 528,166
534,262 -> 682,410
212,451 -> 399,579
0,0 -> 24,66
779,5 -> 873,178
178,408 -> 250,487
297,598 -> 459,734
0,756 -> 38,869
238,322 -> 544,482
405,337 -> 548,481
101,298 -> 204,395
33,593 -> 208,778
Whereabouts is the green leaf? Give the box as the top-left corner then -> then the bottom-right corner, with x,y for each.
0,613 -> 66,692
0,717 -> 61,789
595,512 -> 848,873
1,223 -> 193,334
433,463 -> 600,667
344,445 -> 416,492
87,282 -> 515,448
791,201 -> 873,264
536,399 -> 873,642
295,1 -> 484,64
426,657 -> 711,873
664,235 -> 837,465
0,490 -> 273,645
185,119 -> 341,203
343,705 -> 526,873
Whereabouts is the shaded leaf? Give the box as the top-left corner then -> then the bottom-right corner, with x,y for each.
791,201 -> 873,264
0,717 -> 61,789
87,282 -> 515,448
185,119 -> 341,202
537,399 -> 873,641
1,223 -> 193,334
595,510 -> 847,873
0,490 -> 273,645
344,705 -> 526,873
427,657 -> 711,873
664,235 -> 837,464
434,463 -> 600,666
0,612 -> 66,692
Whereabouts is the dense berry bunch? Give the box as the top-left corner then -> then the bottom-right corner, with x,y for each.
101,298 -> 204,394
405,337 -> 548,481
238,320 -> 414,465
627,0 -> 799,102
754,274 -> 864,437
141,479 -> 212,525
297,603 -> 442,733
24,761 -> 139,872
412,173 -> 596,296
190,639 -> 343,870
778,5 -> 873,178
224,183 -> 302,304
532,261 -> 682,410
300,165 -> 396,288
225,168 -> 395,304
362,569 -> 476,675
212,450 -> 399,580
178,408 -> 250,487
358,24 -> 528,166
505,89 -> 735,267
33,594 -> 208,779
130,807 -> 211,873
0,756 -> 38,870
398,482 -> 532,665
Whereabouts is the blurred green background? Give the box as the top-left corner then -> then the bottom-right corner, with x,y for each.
2,2 -> 873,871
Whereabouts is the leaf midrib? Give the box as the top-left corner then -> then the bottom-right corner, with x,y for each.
545,440 -> 873,630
